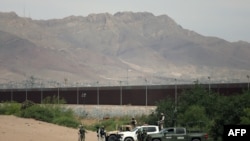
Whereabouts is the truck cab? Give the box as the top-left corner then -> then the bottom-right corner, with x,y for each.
148,127 -> 208,141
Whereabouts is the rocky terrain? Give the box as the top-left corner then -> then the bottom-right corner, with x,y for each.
0,11 -> 250,87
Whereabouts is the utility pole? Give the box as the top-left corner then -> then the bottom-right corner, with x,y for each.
174,78 -> 177,127
40,82 -> 43,104
57,83 -> 60,104
247,75 -> 249,91
119,81 -> 123,105
97,81 -> 99,105
174,79 -> 177,113
77,84 -> 79,105
208,76 -> 211,94
145,78 -> 148,106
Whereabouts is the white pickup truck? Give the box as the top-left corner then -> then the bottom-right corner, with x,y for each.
118,125 -> 160,141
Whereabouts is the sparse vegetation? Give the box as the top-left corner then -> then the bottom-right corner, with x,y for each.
0,97 -> 80,128
0,101 -> 20,115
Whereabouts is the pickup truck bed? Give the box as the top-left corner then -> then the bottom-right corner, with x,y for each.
147,127 -> 208,141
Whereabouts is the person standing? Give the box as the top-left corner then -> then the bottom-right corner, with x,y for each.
97,126 -> 101,141
136,128 -> 143,141
130,117 -> 137,129
159,113 -> 165,130
141,128 -> 148,141
100,126 -> 106,141
78,125 -> 86,141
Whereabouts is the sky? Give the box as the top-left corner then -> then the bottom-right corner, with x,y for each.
1,0 -> 250,43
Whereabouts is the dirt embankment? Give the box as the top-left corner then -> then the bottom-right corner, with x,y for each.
0,115 -> 98,141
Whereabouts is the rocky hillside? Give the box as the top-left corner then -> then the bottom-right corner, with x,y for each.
0,11 -> 250,87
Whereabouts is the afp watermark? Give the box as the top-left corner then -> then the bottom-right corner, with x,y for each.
223,125 -> 250,141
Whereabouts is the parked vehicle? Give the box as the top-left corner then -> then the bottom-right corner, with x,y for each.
118,125 -> 160,141
147,127 -> 208,141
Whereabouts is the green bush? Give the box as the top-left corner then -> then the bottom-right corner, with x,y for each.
18,104 -> 80,128
144,112 -> 158,125
91,118 -> 120,131
53,116 -> 80,128
21,100 -> 35,110
178,105 -> 209,125
19,104 -> 54,122
240,108 -> 250,124
0,101 -> 21,115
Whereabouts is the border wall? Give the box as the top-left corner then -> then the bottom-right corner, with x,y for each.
0,83 -> 249,106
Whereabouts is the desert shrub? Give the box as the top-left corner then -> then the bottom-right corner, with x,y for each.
0,101 -> 21,115
101,119 -> 116,131
21,100 -> 35,110
52,107 -> 80,128
137,114 -> 155,125
19,104 -> 54,122
18,103 -> 79,128
90,119 -> 116,131
53,116 -> 80,128
178,105 -> 209,126
240,108 -> 250,124
87,117 -> 127,131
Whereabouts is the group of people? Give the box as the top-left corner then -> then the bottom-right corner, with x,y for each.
130,112 -> 165,130
134,112 -> 165,141
77,112 -> 165,141
78,124 -> 106,141
136,128 -> 148,141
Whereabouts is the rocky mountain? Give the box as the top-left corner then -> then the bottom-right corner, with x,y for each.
0,11 -> 250,87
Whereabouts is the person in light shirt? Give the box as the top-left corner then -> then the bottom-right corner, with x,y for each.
159,113 -> 165,130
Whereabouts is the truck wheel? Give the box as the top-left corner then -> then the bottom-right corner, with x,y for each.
192,139 -> 200,141
124,137 -> 134,141
152,139 -> 161,141
108,135 -> 117,141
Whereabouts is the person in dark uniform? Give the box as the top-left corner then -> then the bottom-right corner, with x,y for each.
141,128 -> 148,141
136,128 -> 143,141
78,124 -> 86,141
130,117 -> 137,129
99,126 -> 106,141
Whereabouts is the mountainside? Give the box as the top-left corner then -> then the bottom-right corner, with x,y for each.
0,11 -> 250,87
